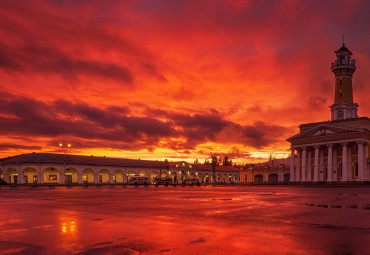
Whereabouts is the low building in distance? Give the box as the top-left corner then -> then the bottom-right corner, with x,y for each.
0,153 -> 240,185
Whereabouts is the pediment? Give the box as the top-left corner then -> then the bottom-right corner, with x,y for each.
287,124 -> 365,142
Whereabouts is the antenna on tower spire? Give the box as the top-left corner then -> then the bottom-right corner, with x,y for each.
342,34 -> 345,46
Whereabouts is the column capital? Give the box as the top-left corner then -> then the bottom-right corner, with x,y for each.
341,142 -> 348,146
314,145 -> 320,149
356,140 -> 366,145
326,143 -> 333,148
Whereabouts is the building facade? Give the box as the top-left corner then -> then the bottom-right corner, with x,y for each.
287,44 -> 370,183
0,153 -> 240,185
240,158 -> 291,185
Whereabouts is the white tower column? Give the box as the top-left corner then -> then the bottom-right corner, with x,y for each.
327,144 -> 333,182
342,143 -> 348,181
313,146 -> 319,182
358,141 -> 364,181
290,147 -> 295,182
301,147 -> 307,182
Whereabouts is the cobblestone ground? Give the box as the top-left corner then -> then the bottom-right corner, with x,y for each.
0,185 -> 369,254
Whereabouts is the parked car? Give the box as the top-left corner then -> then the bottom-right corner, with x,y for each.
0,179 -> 8,185
127,176 -> 150,185
153,177 -> 173,185
185,177 -> 200,185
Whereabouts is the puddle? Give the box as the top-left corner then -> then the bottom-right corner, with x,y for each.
305,203 -> 370,210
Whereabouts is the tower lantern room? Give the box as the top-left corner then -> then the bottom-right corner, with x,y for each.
330,43 -> 358,121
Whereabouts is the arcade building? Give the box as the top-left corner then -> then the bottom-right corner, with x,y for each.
287,44 -> 370,183
0,153 -> 239,185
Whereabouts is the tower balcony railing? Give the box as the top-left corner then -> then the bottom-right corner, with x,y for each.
331,59 -> 356,71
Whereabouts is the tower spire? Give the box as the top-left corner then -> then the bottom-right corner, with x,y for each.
342,34 -> 345,47
330,43 -> 358,121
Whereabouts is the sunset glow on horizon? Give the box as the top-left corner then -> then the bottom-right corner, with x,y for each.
1,0 -> 370,163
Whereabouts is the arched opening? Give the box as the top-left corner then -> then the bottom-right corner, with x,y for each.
222,174 -> 227,183
254,174 -> 263,184
139,170 -> 148,177
127,170 -> 137,182
268,173 -> 278,184
216,174 -> 222,183
352,161 -> 358,180
113,169 -> 124,183
283,173 -> 290,184
234,174 -> 238,182
65,167 -> 78,184
228,175 -> 233,183
160,171 -> 169,178
150,171 -> 158,183
7,168 -> 18,184
23,167 -> 38,184
204,174 -> 210,183
82,168 -> 95,183
244,175 -> 248,182
170,172 -> 178,183
189,172 -> 196,178
43,167 -> 60,184
98,169 -> 110,183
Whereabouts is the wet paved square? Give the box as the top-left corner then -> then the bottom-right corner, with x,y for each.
0,185 -> 370,254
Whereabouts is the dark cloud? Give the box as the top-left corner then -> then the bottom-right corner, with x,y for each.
0,143 -> 41,151
0,42 -> 134,84
0,93 -> 287,152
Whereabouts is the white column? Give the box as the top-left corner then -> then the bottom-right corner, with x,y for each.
290,147 -> 295,182
3,170 -> 8,184
18,170 -> 24,184
327,144 -> 333,182
347,146 -> 352,181
301,147 -> 307,182
296,149 -> 301,182
38,168 -> 44,184
319,149 -> 324,181
365,144 -> 369,180
358,141 -> 364,181
313,146 -> 319,182
307,150 -> 312,181
109,173 -> 113,183
94,173 -> 99,184
77,173 -> 83,184
59,172 -> 64,184
333,148 -> 338,181
342,143 -> 348,181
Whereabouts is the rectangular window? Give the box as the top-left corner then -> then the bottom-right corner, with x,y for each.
82,175 -> 87,182
33,175 -> 38,183
113,175 -> 116,182
24,175 -> 28,183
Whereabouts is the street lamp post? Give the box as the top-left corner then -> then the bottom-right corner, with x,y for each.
59,143 -> 71,184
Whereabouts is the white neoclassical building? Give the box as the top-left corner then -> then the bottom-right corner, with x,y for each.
287,44 -> 370,183
0,153 -> 240,185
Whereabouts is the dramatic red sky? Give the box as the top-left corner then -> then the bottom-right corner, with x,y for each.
1,0 -> 370,163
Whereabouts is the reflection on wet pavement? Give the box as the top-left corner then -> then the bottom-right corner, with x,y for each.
0,185 -> 369,254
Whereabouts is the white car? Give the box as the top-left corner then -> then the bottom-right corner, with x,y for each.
127,176 -> 150,185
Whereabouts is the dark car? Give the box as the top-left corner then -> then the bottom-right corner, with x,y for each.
0,179 -> 8,185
